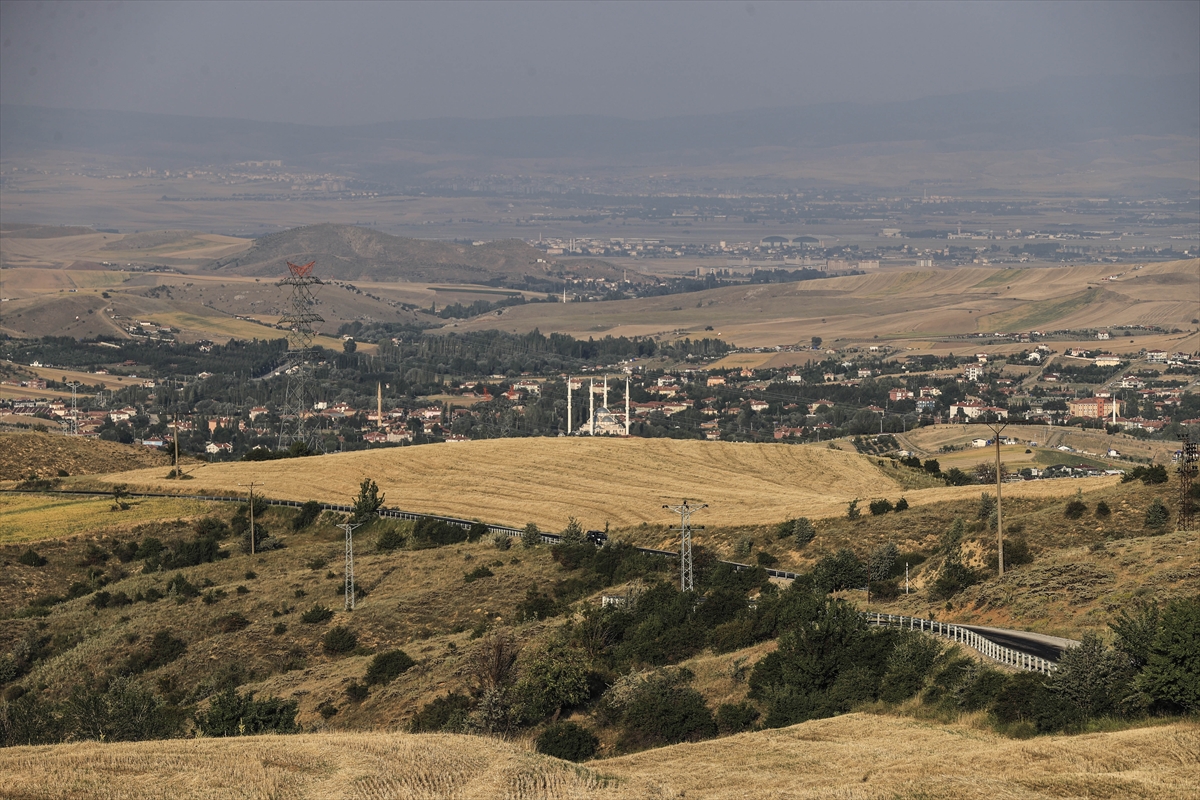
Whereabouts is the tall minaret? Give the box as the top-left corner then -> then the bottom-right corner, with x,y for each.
625,377 -> 631,436
603,374 -> 609,410
567,376 -> 573,435
377,382 -> 383,430
589,378 -> 595,436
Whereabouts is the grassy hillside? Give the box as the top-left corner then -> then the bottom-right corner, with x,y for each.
0,432 -> 171,482
207,223 -> 625,284
454,259 -> 1199,348
0,714 -> 1194,800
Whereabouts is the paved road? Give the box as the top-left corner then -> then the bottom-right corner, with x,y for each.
960,625 -> 1079,662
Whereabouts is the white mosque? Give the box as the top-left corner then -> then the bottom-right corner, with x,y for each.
567,375 -> 630,436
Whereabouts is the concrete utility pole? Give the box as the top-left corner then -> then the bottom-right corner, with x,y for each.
238,481 -> 264,555
589,378 -> 595,436
567,376 -> 572,435
338,521 -> 361,610
664,499 -> 706,592
625,377 -> 631,436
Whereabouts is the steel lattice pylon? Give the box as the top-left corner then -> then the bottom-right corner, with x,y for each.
277,360 -> 323,452
338,522 -> 361,610
1180,435 -> 1198,532
277,260 -> 324,350
664,499 -> 706,592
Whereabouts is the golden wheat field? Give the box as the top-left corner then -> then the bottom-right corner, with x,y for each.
0,715 -> 1194,800
0,494 -> 220,545
87,438 -> 1119,530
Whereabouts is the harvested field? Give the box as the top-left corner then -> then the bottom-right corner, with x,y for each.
89,438 -> 1117,529
0,493 -> 218,544
0,431 -> 170,481
0,715 -> 1194,800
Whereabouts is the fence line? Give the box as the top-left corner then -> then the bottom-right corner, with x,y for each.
863,611 -> 1057,674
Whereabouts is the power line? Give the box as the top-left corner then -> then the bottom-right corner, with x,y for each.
663,499 -> 706,592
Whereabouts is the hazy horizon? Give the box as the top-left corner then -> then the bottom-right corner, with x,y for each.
2,0 -> 1197,126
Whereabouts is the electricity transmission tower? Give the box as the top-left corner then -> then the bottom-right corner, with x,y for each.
1180,435 -> 1198,532
338,522 -> 361,610
664,499 -> 706,592
276,260 -> 325,451
65,381 -> 80,436
238,481 -> 264,555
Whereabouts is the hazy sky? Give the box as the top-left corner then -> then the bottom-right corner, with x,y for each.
1,0 -> 1197,125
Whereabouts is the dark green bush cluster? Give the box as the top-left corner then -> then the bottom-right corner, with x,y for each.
322,626 -> 358,654
464,565 -> 494,583
535,721 -> 599,761
408,692 -> 472,732
291,500 -> 323,531
1121,464 -> 1168,485
120,630 -> 187,675
194,687 -> 299,736
17,549 -> 46,567
364,650 -> 415,686
300,605 -> 334,624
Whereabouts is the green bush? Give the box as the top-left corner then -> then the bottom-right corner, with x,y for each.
521,522 -> 542,548
535,721 -> 598,761
894,497 -> 909,513
121,630 -> 187,675
1095,500 -> 1111,518
813,549 -> 866,593
1122,464 -> 1169,485
63,676 -> 183,742
195,687 -> 299,736
322,626 -> 358,654
300,605 -> 334,624
715,701 -> 759,734
1064,499 -> 1087,519
408,692 -> 472,732
345,681 -> 369,702
1139,594 -> 1200,713
869,499 -> 893,516
930,559 -> 978,600
619,685 -> 716,752
214,613 -> 250,633
364,649 -> 416,686
292,500 -> 323,531
846,499 -> 861,520
879,632 -> 942,703
791,517 -> 815,547
755,551 -> 779,567
376,527 -> 405,552
17,549 -> 46,567
464,565 -> 494,583
1144,498 -> 1170,531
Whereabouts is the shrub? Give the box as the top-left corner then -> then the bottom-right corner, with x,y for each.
1123,464 -> 1168,485
345,681 -> 369,702
1047,632 -> 1125,722
1138,594 -> 1200,713
464,565 -> 494,583
1144,498 -> 1170,531
364,649 -> 416,686
375,527 -> 405,552
619,685 -> 716,751
536,721 -> 598,761
322,626 -> 358,654
813,549 -> 866,593
943,467 -> 972,486
1095,500 -> 1111,518
1064,498 -> 1087,520
715,701 -> 760,734
215,613 -> 251,633
977,492 -> 996,521
493,532 -> 512,551
121,630 -> 187,674
846,499 -> 861,520
408,692 -> 472,732
756,551 -> 779,567
318,701 -> 338,719
521,522 -> 542,548
17,549 -> 46,567
517,587 -> 561,621
894,497 -> 909,513
165,573 -> 199,600
351,478 -> 385,526
792,517 -> 815,547
292,500 -> 323,531
272,623 -> 287,635
300,605 -> 334,624
879,633 -> 942,703
63,676 -> 182,742
869,499 -> 893,516
195,688 -> 299,736
931,559 -> 978,600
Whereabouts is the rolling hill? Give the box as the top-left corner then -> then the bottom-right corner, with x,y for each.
207,223 -> 625,284
0,714 -> 1193,800
454,259 -> 1200,348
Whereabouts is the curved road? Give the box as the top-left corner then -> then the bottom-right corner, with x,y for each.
960,625 -> 1079,662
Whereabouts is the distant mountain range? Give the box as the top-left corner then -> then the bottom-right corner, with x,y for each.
3,74 -> 1196,168
207,223 -> 622,284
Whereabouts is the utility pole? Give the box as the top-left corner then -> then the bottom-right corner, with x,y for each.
984,414 -> 1008,576
567,375 -> 572,435
1180,435 -> 1198,532
172,412 -> 180,479
664,499 -> 706,592
589,378 -> 595,435
238,481 -> 264,555
337,521 -> 361,610
625,377 -> 631,436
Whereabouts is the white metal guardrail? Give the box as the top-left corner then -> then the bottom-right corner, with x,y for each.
863,612 -> 1057,674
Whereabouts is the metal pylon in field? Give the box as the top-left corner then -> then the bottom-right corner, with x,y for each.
1180,435 -> 1198,532
664,499 -> 706,592
277,260 -> 324,351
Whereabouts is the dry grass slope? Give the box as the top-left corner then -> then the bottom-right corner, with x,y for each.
0,715 -> 1194,800
0,431 -> 170,481
90,438 -> 1119,529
